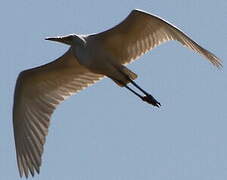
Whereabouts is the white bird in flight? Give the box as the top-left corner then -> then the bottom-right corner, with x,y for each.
13,9 -> 222,177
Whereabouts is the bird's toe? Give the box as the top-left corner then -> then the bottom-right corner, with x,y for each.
141,94 -> 161,107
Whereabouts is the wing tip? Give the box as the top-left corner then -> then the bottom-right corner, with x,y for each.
18,166 -> 40,178
204,50 -> 223,69
212,59 -> 223,69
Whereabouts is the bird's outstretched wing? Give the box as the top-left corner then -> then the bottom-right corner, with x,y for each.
13,48 -> 103,177
89,9 -> 222,67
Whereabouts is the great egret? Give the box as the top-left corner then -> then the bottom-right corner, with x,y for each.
13,9 -> 222,177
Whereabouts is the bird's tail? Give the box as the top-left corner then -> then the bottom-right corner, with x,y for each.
112,66 -> 138,87
121,66 -> 138,80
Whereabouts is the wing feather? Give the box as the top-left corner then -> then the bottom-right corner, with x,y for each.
89,9 -> 222,67
13,48 -> 104,177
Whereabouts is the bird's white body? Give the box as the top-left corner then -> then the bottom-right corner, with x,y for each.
12,9 -> 222,177
73,36 -> 110,73
73,35 -> 135,86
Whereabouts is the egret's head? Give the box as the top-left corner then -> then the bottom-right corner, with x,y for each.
45,34 -> 85,46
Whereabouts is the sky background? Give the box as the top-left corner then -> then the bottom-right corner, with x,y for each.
1,0 -> 227,180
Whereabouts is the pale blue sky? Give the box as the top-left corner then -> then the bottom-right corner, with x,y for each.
1,0 -> 227,180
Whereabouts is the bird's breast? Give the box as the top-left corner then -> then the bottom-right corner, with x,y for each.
73,45 -> 92,67
73,43 -> 114,75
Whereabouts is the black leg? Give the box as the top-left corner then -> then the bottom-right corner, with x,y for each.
125,84 -> 161,107
127,79 -> 161,107
125,85 -> 143,98
130,80 -> 148,95
113,74 -> 161,107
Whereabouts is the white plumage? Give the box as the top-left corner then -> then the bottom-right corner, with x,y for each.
13,9 -> 222,177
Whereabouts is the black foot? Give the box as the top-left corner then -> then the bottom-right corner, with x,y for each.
141,94 -> 161,107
